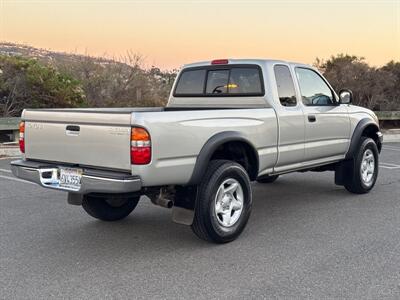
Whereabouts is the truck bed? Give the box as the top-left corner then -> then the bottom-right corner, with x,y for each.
22,106 -> 279,184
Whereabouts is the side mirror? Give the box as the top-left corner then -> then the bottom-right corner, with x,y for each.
339,89 -> 353,104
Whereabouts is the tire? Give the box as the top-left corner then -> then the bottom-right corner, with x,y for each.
344,137 -> 379,194
82,194 -> 140,221
191,160 -> 252,243
256,175 -> 279,184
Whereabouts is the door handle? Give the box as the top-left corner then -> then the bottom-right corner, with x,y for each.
308,115 -> 316,122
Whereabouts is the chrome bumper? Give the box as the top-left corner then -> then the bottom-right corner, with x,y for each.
10,160 -> 142,194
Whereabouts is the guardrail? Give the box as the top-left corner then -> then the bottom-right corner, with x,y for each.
0,117 -> 20,130
0,117 -> 20,143
374,111 -> 400,121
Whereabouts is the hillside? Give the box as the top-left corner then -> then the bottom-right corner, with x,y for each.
0,42 -> 177,117
0,42 -> 123,67
1,43 -> 399,117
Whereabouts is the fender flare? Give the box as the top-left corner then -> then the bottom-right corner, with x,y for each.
345,118 -> 381,160
187,131 -> 259,185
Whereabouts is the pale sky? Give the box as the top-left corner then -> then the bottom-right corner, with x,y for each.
1,0 -> 399,70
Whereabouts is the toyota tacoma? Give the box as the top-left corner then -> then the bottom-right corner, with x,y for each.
11,59 -> 383,243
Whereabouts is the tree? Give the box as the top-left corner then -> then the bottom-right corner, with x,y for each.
382,61 -> 400,110
315,54 -> 397,110
0,55 -> 86,117
56,52 -> 177,108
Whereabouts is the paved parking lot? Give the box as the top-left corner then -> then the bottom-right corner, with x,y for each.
1,143 -> 399,299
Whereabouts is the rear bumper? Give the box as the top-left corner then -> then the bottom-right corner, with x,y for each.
10,160 -> 142,194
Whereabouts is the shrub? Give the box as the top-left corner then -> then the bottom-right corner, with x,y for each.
0,55 -> 86,117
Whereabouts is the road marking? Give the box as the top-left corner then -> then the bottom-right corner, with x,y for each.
381,162 -> 400,166
0,168 -> 11,173
0,156 -> 20,160
0,174 -> 37,185
380,162 -> 400,169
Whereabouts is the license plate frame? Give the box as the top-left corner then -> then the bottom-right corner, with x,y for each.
59,167 -> 83,191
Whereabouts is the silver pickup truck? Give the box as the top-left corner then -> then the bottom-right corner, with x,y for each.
11,59 -> 383,243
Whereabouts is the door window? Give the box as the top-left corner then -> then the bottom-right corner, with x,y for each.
274,65 -> 297,107
295,68 -> 334,106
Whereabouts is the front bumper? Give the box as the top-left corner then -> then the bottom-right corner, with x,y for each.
10,160 -> 142,194
377,131 -> 383,152
377,131 -> 383,143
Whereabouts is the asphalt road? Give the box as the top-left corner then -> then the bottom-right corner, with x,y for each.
1,144 -> 399,299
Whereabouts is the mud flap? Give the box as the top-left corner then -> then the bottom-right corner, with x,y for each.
172,186 -> 197,225
172,207 -> 195,225
67,193 -> 83,205
335,159 -> 354,186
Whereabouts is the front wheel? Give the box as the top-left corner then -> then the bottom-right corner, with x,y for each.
82,194 -> 140,221
191,160 -> 252,243
345,137 -> 379,194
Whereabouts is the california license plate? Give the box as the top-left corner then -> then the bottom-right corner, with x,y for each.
59,167 -> 82,191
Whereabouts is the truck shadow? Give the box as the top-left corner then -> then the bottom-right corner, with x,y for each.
38,173 -> 361,261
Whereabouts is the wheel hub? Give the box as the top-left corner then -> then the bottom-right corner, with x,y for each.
360,149 -> 375,186
214,178 -> 244,227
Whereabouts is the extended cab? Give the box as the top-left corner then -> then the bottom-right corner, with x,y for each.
11,59 -> 383,243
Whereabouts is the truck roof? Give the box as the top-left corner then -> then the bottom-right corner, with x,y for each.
182,58 -> 310,69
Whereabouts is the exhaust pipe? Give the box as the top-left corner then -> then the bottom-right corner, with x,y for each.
148,187 -> 174,209
151,196 -> 173,208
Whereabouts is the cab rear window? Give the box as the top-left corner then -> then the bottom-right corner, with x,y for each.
174,69 -> 206,95
174,65 -> 264,97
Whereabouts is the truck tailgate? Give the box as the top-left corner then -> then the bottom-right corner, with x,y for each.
23,109 -> 132,171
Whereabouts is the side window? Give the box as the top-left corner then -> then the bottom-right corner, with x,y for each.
295,68 -> 334,106
274,65 -> 297,107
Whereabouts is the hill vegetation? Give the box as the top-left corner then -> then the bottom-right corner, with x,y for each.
315,55 -> 400,111
0,43 -> 177,117
0,42 -> 399,117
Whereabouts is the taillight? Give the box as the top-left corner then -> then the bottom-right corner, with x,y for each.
19,121 -> 25,153
131,127 -> 151,164
211,59 -> 229,65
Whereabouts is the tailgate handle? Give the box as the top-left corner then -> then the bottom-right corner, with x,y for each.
308,115 -> 316,122
66,125 -> 80,136
66,125 -> 80,132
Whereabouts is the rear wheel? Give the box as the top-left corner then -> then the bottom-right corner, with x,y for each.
256,175 -> 279,184
82,194 -> 140,221
191,160 -> 252,243
344,137 -> 379,194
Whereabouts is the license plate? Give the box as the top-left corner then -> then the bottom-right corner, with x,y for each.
59,167 -> 82,191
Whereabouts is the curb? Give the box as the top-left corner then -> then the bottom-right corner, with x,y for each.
384,134 -> 400,143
